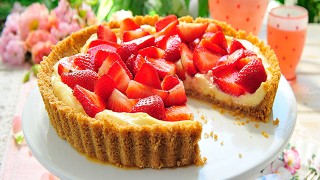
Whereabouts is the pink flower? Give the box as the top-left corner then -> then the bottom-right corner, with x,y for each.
51,0 -> 78,24
50,21 -> 80,41
25,30 -> 58,50
283,148 -> 301,174
31,41 -> 53,64
2,12 -> 21,37
18,3 -> 50,40
1,39 -> 26,66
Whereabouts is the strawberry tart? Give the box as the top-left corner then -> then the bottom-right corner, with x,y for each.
37,15 -> 280,169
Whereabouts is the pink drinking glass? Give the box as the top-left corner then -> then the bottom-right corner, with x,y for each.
267,5 -> 308,81
209,0 -> 269,35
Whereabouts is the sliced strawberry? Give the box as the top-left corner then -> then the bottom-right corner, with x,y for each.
206,23 -> 222,33
177,22 -> 208,42
155,15 -> 178,32
73,85 -> 106,118
202,32 -> 216,39
123,35 -> 155,50
146,57 -> 176,79
126,80 -> 169,100
123,28 -> 150,42
213,77 -> 245,97
235,59 -> 267,93
94,74 -> 116,101
206,31 -> 228,52
199,38 -> 228,55
120,18 -> 140,39
134,63 -> 161,89
130,54 -> 150,75
164,105 -> 193,121
88,39 -> 120,49
96,51 -> 133,79
163,80 -> 187,107
157,34 -> 181,62
175,60 -> 186,80
211,61 -> 237,79
106,89 -> 135,112
61,69 -> 99,91
161,75 -> 180,90
73,54 -> 94,71
87,44 -> 117,57
97,24 -> 117,43
116,43 -> 138,62
154,20 -> 179,38
229,38 -> 246,54
138,46 -> 165,59
180,43 -> 197,76
107,61 -> 131,93
57,56 -> 77,75
193,46 -> 220,73
131,95 -> 166,120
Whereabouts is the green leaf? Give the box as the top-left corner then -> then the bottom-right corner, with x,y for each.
13,131 -> 24,145
23,71 -> 31,83
96,0 -> 114,22
32,64 -> 41,77
198,0 -> 209,17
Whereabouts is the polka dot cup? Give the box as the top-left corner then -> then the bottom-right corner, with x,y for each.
267,5 -> 308,81
209,0 -> 269,35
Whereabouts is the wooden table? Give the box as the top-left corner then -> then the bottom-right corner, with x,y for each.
0,24 -> 319,178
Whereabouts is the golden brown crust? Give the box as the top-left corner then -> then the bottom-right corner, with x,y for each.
37,15 -> 280,169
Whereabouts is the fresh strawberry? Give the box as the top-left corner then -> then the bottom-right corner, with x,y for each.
106,89 -> 135,112
87,44 -> 117,57
193,46 -> 220,73
202,32 -> 216,39
107,61 -> 131,93
229,38 -> 246,54
57,56 -> 77,75
180,43 -> 197,76
120,18 -> 140,38
116,43 -> 138,62
157,34 -> 181,62
199,38 -> 228,55
213,77 -> 245,97
161,75 -> 180,90
138,46 -> 165,59
73,85 -> 106,118
154,20 -> 179,38
216,49 -> 256,67
88,39 -> 120,49
96,51 -> 133,79
205,23 -> 222,33
123,28 -> 150,42
125,54 -> 136,74
97,24 -> 117,43
163,80 -> 187,107
131,54 -> 149,75
235,59 -> 267,93
131,95 -> 166,120
126,80 -> 169,100
175,60 -> 186,80
73,54 -> 95,71
211,61 -> 237,79
177,22 -> 208,42
146,57 -> 176,79
206,31 -> 228,52
134,63 -> 161,89
155,15 -> 178,32
164,105 -> 193,121
94,74 -> 116,101
94,50 -> 122,73
61,69 -> 99,91
123,35 -> 155,50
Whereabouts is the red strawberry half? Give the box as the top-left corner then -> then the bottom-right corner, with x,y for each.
164,105 -> 193,121
106,89 -> 136,112
61,69 -> 99,92
97,24 -> 117,43
235,59 -> 267,93
155,15 -> 178,32
73,85 -> 106,118
94,74 -> 116,101
131,95 -> 166,120
177,22 -> 208,42
193,46 -> 220,73
107,61 -> 132,93
126,80 -> 169,100
73,54 -> 94,71
134,63 -> 162,89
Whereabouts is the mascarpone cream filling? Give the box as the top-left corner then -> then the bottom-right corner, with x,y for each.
52,32 -> 270,125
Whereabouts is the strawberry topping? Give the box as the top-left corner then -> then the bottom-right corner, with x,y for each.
131,95 -> 166,120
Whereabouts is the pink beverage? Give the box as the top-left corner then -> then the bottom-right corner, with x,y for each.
267,25 -> 306,81
209,0 -> 269,35
267,5 -> 308,81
